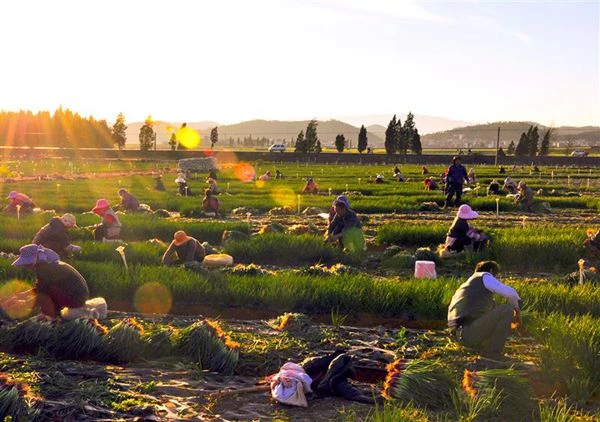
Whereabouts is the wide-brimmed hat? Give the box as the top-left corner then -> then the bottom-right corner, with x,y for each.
92,199 -> 110,212
175,177 -> 186,184
12,244 -> 60,266
173,230 -> 192,246
60,213 -> 77,228
6,191 -> 18,200
457,204 -> 478,220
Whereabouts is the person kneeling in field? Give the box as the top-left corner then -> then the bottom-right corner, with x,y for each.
1,244 -> 89,320
442,205 -> 488,255
324,196 -> 363,251
90,199 -> 122,241
202,189 -> 220,217
4,191 -> 36,215
515,181 -> 535,212
448,261 -> 521,360
32,213 -> 81,259
116,188 -> 140,212
162,230 -> 206,266
487,179 -> 500,195
301,177 -> 318,194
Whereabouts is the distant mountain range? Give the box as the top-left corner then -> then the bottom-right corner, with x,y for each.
124,118 -> 599,149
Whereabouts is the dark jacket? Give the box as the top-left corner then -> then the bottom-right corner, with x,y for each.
446,164 -> 468,185
327,208 -> 362,236
162,238 -> 206,265
447,217 -> 470,239
34,261 -> 90,317
120,192 -> 140,211
447,272 -> 494,328
32,217 -> 70,257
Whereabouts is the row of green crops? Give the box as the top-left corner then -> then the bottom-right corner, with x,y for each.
1,259 -> 598,319
377,223 -> 586,271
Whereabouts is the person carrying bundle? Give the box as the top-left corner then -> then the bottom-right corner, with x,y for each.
90,199 -> 122,241
448,260 -> 521,360
515,181 -> 535,212
2,244 -> 90,320
4,191 -> 35,215
442,205 -> 488,254
32,213 -> 81,258
162,230 -> 206,266
117,188 -> 140,212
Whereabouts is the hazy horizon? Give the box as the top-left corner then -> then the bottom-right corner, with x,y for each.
0,0 -> 598,127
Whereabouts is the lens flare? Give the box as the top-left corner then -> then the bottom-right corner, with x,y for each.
270,186 -> 296,207
234,162 -> 255,182
133,282 -> 173,315
0,280 -> 35,319
176,127 -> 201,149
255,179 -> 265,189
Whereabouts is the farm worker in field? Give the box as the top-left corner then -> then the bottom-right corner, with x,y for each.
117,188 -> 140,212
503,177 -> 518,194
32,213 -> 81,258
443,156 -> 468,208
202,189 -> 220,216
275,169 -> 284,179
162,230 -> 206,266
258,171 -> 272,182
448,260 -> 521,360
153,174 -> 166,191
373,174 -> 385,184
424,177 -> 439,191
91,199 -> 122,241
393,167 -> 405,182
421,166 -> 429,175
176,175 -> 192,196
467,168 -> 476,184
302,177 -> 318,194
443,205 -> 488,254
515,181 -> 535,212
2,244 -> 89,320
487,179 -> 500,195
206,177 -> 219,194
499,166 -> 506,174
209,168 -> 218,180
327,195 -> 349,225
3,191 -> 35,215
325,196 -> 363,251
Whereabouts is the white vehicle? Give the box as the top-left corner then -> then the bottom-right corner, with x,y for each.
268,143 -> 286,152
570,150 -> 588,157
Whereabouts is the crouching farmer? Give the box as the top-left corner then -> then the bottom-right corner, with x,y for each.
448,261 -> 521,360
324,196 -> 364,252
91,199 -> 122,241
162,231 -> 206,266
32,213 -> 81,259
3,244 -> 89,320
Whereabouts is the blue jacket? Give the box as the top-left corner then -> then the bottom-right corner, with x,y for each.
446,164 -> 468,185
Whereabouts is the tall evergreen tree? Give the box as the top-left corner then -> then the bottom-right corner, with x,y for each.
111,113 -> 127,150
507,140 -> 516,155
335,134 -> 345,153
294,130 -> 306,153
385,115 -> 397,155
139,116 -> 155,151
410,128 -> 423,155
539,128 -> 552,156
168,133 -> 177,150
528,125 -> 539,157
399,112 -> 416,155
315,140 -> 322,154
210,126 -> 218,149
357,125 -> 368,153
515,132 -> 529,156
305,119 -> 319,153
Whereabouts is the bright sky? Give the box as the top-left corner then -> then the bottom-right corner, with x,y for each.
0,0 -> 598,126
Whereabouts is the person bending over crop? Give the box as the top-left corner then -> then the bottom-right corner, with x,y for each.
202,189 -> 220,216
503,177 -> 517,194
162,230 -> 206,266
1,244 -> 89,320
487,179 -> 500,195
153,174 -> 166,191
424,177 -> 439,191
4,191 -> 35,215
515,181 -> 535,212
90,199 -> 122,241
443,205 -> 488,254
301,177 -> 318,194
325,196 -> 363,251
116,188 -> 140,212
176,175 -> 193,196
32,213 -> 81,258
448,261 -> 521,360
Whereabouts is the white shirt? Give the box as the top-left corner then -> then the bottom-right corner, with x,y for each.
482,273 -> 521,308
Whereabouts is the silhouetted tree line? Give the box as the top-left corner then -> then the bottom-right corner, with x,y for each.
514,125 -> 552,157
385,112 -> 422,155
0,108 -> 113,148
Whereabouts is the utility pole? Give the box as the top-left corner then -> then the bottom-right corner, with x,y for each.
494,127 -> 500,166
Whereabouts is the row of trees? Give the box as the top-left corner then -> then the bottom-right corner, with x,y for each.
294,120 -> 322,154
334,125 -> 369,153
0,109 -> 113,148
513,125 -> 552,157
385,112 -> 422,155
